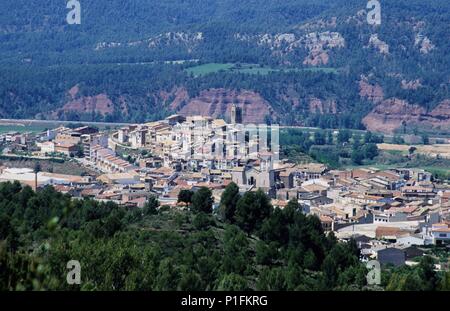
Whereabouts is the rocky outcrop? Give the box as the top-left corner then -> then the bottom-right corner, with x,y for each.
345,10 -> 367,26
300,32 -> 345,65
308,97 -> 337,114
296,17 -> 337,31
359,79 -> 384,103
147,32 -> 203,49
68,85 -> 79,98
95,32 -> 203,51
401,79 -> 422,90
235,31 -> 345,66
367,34 -> 389,55
363,98 -> 450,134
429,100 -> 450,119
303,51 -> 329,66
362,98 -> 425,134
54,86 -> 114,117
160,87 -> 190,110
415,34 -> 435,54
177,88 -> 276,124
60,94 -> 114,115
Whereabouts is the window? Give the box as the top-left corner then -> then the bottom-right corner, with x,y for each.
439,233 -> 447,238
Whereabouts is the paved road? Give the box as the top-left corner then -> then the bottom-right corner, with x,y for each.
1,118 -> 446,140
0,118 -> 131,128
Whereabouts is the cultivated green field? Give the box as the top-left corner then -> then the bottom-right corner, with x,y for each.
185,63 -> 338,76
302,67 -> 338,74
185,63 -> 235,76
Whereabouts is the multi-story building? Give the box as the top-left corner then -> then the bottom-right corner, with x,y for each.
129,127 -> 147,148
82,133 -> 108,161
90,146 -> 136,173
36,141 -> 55,154
430,223 -> 450,245
54,142 -> 78,156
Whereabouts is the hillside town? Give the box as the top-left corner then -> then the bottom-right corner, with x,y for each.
0,106 -> 449,269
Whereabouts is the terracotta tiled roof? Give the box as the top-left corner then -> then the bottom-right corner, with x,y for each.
320,215 -> 333,223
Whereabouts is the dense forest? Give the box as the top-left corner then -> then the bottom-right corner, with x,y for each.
1,181 -> 449,291
0,63 -> 371,126
281,129 -> 382,169
0,1 -> 449,129
2,0 -> 449,66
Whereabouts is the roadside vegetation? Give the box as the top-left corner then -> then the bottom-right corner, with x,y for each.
281,129 -> 450,181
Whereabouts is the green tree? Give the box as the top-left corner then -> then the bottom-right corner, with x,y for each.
235,189 -> 272,234
337,130 -> 351,144
386,270 -> 424,291
326,131 -> 334,145
418,256 -> 438,291
219,182 -> 240,223
255,240 -> 278,265
143,195 -> 159,215
216,273 -> 248,290
364,131 -> 384,144
193,212 -> 213,230
351,149 -> 365,165
322,243 -> 359,289
178,269 -> 203,291
362,143 -> 379,160
222,226 -> 250,275
352,134 -> 362,149
178,189 -> 194,204
0,214 -> 12,241
191,187 -> 214,214
439,271 -> 450,290
154,258 -> 180,290
256,267 -> 287,290
314,131 -> 326,145
76,144 -> 84,158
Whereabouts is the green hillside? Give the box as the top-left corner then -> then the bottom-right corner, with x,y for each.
0,0 -> 449,132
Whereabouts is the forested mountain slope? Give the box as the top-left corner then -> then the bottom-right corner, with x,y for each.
1,0 -> 449,133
